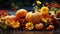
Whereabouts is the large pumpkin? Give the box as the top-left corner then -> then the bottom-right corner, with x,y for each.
26,11 -> 42,24
16,9 -> 28,19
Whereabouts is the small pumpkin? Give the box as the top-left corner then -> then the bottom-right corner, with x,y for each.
49,25 -> 54,29
4,15 -> 10,20
26,10 -> 42,24
45,25 -> 54,31
4,15 -> 20,29
9,15 -> 16,21
35,23 -> 44,30
4,15 -> 16,21
4,15 -> 18,26
16,9 -> 28,19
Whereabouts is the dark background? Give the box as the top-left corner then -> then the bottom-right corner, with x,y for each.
0,0 -> 60,10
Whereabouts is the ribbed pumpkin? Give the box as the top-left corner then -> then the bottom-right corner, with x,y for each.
10,15 -> 16,19
2,15 -> 17,23
16,9 -> 28,19
26,10 -> 42,24
4,15 -> 10,20
9,15 -> 17,21
4,15 -> 16,20
4,15 -> 20,28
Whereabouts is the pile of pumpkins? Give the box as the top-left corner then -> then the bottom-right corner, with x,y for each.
0,9 -> 59,31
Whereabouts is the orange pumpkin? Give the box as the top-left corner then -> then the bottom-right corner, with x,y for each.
3,15 -> 17,22
16,9 -> 28,19
4,15 -> 10,20
49,25 -> 54,29
35,23 -> 44,30
9,15 -> 16,19
45,25 -> 54,31
9,15 -> 17,21
26,11 -> 42,24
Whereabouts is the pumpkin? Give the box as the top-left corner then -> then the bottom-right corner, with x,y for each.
49,25 -> 54,29
4,15 -> 20,29
35,23 -> 44,30
4,15 -> 16,21
45,25 -> 54,31
16,9 -> 28,19
4,15 -> 18,26
9,15 -> 16,21
26,10 -> 42,24
4,15 -> 10,20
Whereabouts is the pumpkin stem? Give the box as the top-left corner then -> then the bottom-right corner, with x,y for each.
32,7 -> 35,13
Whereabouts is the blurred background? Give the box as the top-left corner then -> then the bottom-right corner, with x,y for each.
0,0 -> 60,11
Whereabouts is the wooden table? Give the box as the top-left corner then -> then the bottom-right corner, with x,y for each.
0,28 -> 60,34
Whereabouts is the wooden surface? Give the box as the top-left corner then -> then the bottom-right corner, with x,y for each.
0,28 -> 60,34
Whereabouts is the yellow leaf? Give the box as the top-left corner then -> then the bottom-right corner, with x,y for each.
42,18 -> 47,23
36,1 -> 41,5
